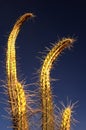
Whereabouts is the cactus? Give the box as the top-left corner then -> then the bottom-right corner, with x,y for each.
0,12 -> 77,130
60,106 -> 72,130
40,38 -> 75,130
59,101 -> 76,130
6,13 -> 34,130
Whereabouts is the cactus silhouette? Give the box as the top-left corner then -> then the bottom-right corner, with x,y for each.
40,38 -> 75,130
6,13 -> 34,130
3,12 -> 76,130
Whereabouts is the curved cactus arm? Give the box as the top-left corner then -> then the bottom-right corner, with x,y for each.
6,13 -> 34,130
40,38 -> 75,130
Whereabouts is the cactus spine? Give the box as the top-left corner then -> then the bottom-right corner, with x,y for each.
6,13 -> 34,130
40,38 -> 75,130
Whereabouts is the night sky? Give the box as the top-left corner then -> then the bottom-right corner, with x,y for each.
0,0 -> 86,130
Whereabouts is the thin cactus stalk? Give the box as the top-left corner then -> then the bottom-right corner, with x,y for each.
6,13 -> 34,130
60,106 -> 72,130
40,38 -> 75,130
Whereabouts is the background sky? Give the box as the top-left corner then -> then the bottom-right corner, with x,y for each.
0,0 -> 86,130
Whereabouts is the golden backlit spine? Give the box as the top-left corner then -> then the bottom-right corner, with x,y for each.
6,13 -> 34,130
40,38 -> 75,130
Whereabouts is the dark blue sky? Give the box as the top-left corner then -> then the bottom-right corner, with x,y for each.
0,0 -> 86,130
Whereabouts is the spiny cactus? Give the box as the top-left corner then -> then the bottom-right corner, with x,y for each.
6,13 -> 34,130
2,12 -> 77,130
60,106 -> 72,130
59,101 -> 76,130
40,38 -> 75,130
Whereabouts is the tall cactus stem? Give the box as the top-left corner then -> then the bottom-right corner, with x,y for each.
40,38 -> 75,130
6,13 -> 34,130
